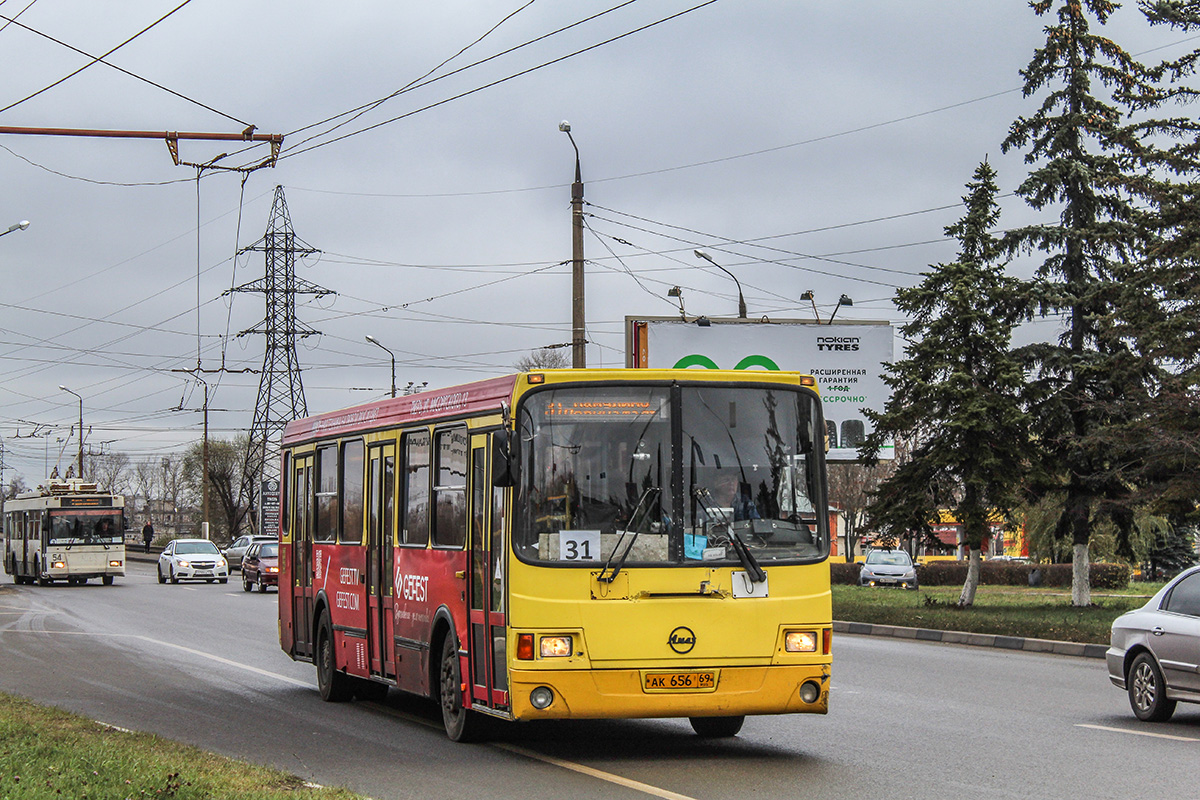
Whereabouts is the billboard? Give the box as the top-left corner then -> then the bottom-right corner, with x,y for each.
627,317 -> 894,461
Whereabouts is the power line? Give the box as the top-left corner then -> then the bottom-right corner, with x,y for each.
0,7 -> 252,127
0,0 -> 196,116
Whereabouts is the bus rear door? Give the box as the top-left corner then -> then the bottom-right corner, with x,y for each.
291,454 -> 314,659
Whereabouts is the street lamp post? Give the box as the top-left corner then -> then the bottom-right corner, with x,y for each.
559,121 -> 586,368
365,335 -> 396,398
1,220 -> 30,238
694,250 -> 747,319
58,385 -> 83,479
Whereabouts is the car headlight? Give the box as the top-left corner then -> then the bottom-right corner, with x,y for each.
177,559 -> 191,568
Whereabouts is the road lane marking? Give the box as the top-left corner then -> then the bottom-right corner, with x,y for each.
494,743 -> 700,800
0,628 -> 312,689
1076,723 -> 1199,742
367,703 -> 698,800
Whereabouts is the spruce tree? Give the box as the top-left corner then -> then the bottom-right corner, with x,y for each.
860,160 -> 1032,607
1001,0 -> 1161,606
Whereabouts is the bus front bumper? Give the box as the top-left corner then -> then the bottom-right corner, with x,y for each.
507,662 -> 830,720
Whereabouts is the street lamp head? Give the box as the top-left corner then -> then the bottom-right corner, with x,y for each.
694,249 -> 712,263
558,120 -> 571,132
800,290 -> 814,301
3,220 -> 30,235
839,294 -> 854,306
364,335 -> 377,344
58,384 -> 68,392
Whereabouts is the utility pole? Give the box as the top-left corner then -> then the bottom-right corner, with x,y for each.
230,186 -> 332,532
560,121 -> 586,368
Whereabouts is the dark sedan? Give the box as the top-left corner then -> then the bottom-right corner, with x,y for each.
241,541 -> 279,593
1107,564 -> 1200,721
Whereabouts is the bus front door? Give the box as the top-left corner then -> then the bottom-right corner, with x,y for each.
468,434 -> 509,712
367,444 -> 397,681
291,456 -> 314,659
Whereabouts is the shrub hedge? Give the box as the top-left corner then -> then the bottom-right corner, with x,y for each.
828,559 -> 1130,589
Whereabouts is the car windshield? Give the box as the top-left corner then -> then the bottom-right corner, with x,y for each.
259,543 -> 279,558
513,383 -> 828,567
49,512 -> 123,545
174,541 -> 220,555
866,550 -> 911,566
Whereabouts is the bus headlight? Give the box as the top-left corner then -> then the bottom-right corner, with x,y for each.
784,631 -> 818,653
529,686 -> 555,709
109,560 -> 122,568
540,636 -> 572,658
51,561 -> 66,570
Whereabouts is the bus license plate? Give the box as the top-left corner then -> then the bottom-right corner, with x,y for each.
644,671 -> 717,692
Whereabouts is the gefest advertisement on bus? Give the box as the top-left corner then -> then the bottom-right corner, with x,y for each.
626,317 -> 894,461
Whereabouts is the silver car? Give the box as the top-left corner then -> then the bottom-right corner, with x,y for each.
221,535 -> 274,571
1107,565 -> 1200,721
859,549 -> 918,590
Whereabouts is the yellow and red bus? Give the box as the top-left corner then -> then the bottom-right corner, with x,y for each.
279,369 -> 832,740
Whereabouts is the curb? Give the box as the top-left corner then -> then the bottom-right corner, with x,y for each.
834,620 -> 1108,660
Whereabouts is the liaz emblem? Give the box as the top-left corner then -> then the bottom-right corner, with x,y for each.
668,626 -> 696,654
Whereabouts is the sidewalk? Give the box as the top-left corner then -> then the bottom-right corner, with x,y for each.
834,619 -> 1108,659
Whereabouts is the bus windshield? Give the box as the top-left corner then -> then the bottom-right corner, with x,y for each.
49,512 -> 123,546
514,383 -> 828,567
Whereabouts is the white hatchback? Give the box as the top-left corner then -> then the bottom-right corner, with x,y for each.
158,539 -> 229,584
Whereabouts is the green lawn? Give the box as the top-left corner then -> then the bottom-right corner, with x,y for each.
832,583 -> 1165,644
0,692 -> 363,800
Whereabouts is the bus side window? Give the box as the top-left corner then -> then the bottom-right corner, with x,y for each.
340,439 -> 364,545
315,445 -> 338,542
402,430 -> 431,546
433,428 -> 467,549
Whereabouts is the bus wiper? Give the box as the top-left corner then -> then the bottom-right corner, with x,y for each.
692,488 -> 765,583
598,487 -> 661,584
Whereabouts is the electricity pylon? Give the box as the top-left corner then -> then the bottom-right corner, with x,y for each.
229,185 -> 333,531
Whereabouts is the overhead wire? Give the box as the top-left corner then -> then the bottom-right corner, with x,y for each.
276,1 -> 721,162
0,5 -> 252,126
0,0 -> 196,116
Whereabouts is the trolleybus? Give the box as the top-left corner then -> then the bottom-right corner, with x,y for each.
4,479 -> 126,586
279,369 -> 832,740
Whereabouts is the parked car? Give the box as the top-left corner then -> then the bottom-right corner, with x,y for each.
1107,564 -> 1200,722
158,539 -> 229,584
241,541 -> 280,593
859,549 -> 918,590
222,535 -> 274,571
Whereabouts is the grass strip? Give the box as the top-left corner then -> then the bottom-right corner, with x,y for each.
0,692 -> 364,800
832,584 -> 1164,644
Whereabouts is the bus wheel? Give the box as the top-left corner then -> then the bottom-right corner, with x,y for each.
9,557 -> 18,584
102,576 -> 114,586
316,613 -> 353,702
35,560 -> 49,587
438,635 -> 482,742
689,716 -> 745,738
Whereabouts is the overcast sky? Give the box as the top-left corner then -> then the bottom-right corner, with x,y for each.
0,1 -> 1189,485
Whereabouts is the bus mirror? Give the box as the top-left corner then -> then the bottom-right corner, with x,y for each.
493,428 -> 517,487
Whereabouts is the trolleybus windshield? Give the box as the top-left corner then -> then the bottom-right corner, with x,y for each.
514,383 -> 827,567
49,511 -> 124,546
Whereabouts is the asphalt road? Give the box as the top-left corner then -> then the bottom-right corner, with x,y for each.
1,560 -> 1196,800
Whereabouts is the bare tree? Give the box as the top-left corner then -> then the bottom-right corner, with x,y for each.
828,460 -> 896,561
514,347 -> 570,371
90,452 -> 132,496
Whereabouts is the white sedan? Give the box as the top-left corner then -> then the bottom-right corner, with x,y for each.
157,539 -> 229,584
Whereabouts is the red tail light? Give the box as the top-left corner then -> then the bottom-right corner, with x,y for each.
517,633 -> 534,660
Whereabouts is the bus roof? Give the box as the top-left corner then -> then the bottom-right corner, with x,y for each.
283,374 -> 519,445
282,368 -> 816,446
